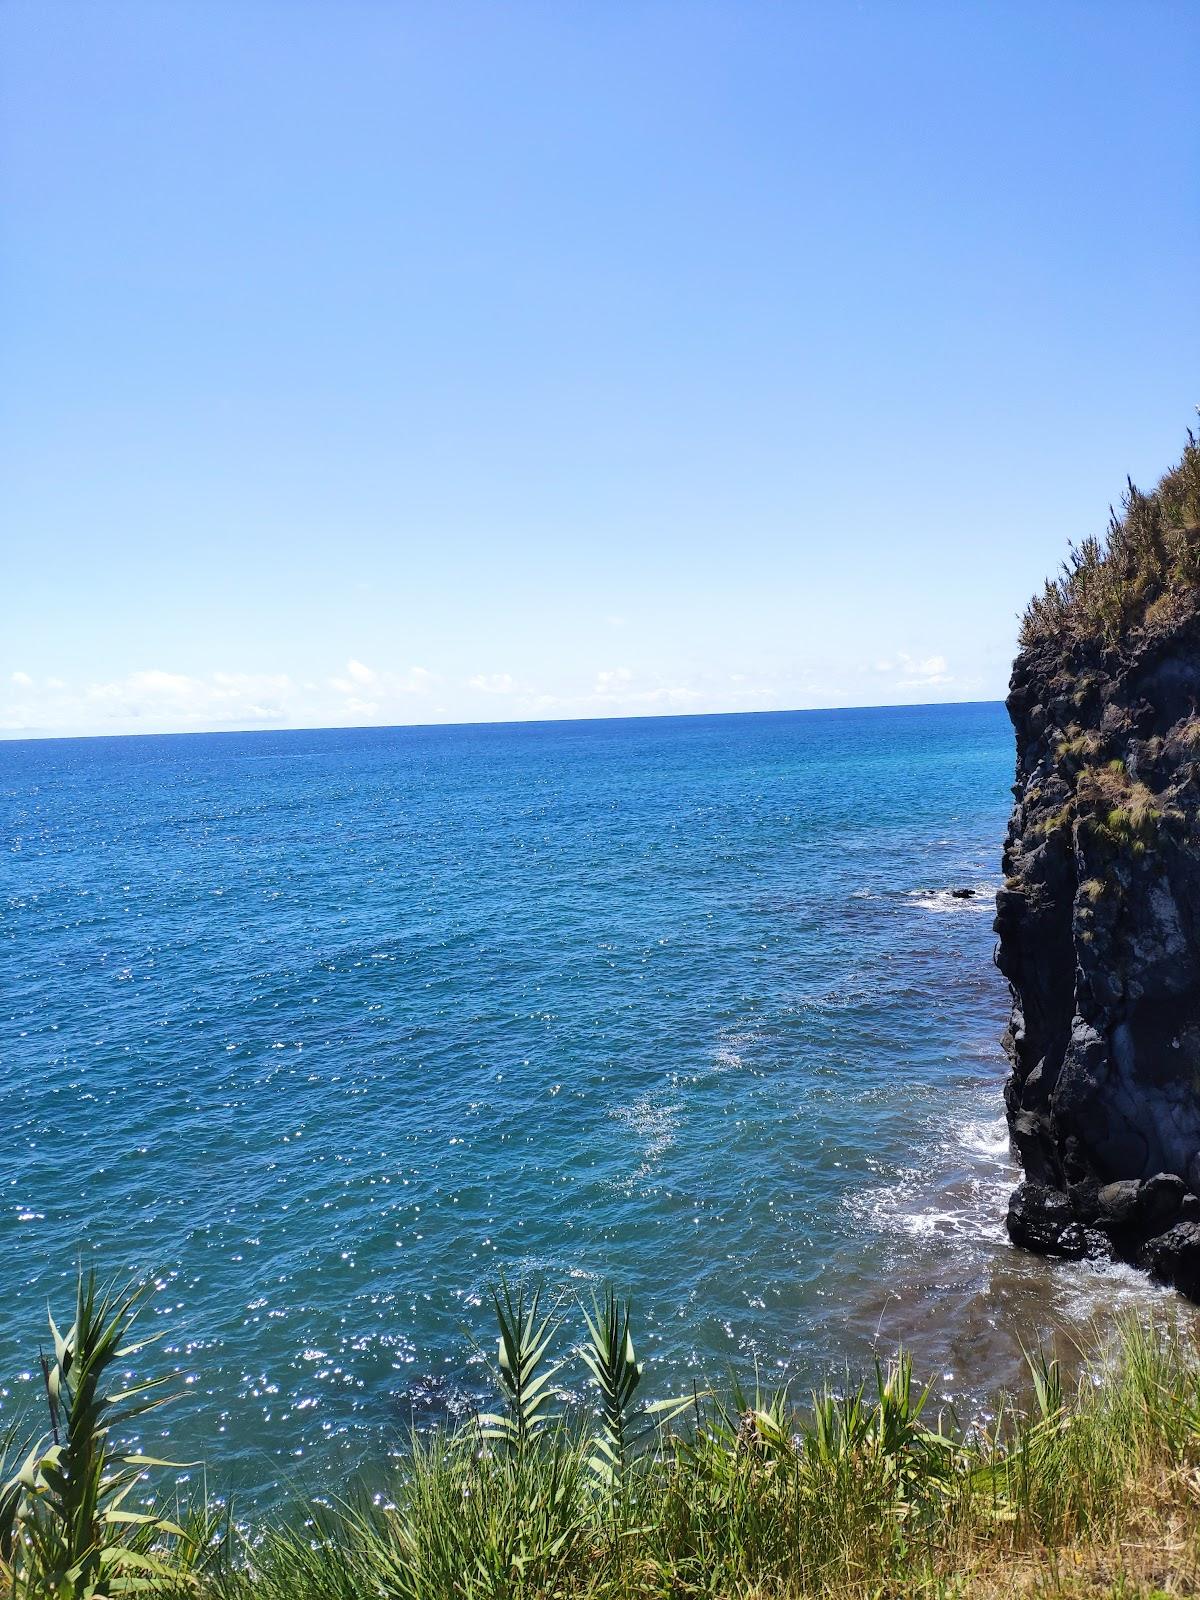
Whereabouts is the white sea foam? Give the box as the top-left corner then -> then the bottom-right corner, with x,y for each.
855,1168 -> 1013,1246
711,1028 -> 758,1074
671,1027 -> 760,1089
1049,1250 -> 1183,1327
851,1104 -> 1017,1248
853,1101 -> 1197,1353
906,886 -> 998,914
609,1094 -> 680,1177
956,1116 -> 1012,1160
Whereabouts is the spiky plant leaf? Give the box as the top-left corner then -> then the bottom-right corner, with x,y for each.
4,1270 -> 199,1597
580,1289 -> 642,1483
478,1277 -> 563,1453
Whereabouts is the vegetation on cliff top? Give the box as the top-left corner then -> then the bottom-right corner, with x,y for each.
1021,428 -> 1200,649
6,1274 -> 1200,1598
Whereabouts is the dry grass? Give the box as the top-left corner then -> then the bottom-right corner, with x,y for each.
1057,730 -> 1105,768
1169,716 -> 1200,752
1021,428 -> 1200,650
1074,762 -> 1164,853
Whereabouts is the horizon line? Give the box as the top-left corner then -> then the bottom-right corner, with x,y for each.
0,695 -> 1007,747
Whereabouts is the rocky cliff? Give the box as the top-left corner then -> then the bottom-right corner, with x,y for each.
997,429 -> 1200,1295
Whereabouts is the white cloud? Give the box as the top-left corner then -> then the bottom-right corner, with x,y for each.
2,665 -> 390,735
867,651 -> 953,690
85,669 -> 195,702
515,667 -> 711,715
0,645 -> 972,739
0,669 -> 306,733
913,654 -> 947,677
896,652 -> 951,687
330,662 -> 434,697
594,667 -> 635,696
585,668 -> 706,708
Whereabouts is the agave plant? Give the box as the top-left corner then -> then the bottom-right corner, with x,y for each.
476,1277 -> 563,1454
579,1289 -> 641,1483
0,1271 -> 192,1599
579,1289 -> 700,1488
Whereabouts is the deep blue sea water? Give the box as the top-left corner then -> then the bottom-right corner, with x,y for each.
0,704 -> 1171,1501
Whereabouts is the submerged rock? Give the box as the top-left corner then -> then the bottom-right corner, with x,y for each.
997,433 -> 1200,1298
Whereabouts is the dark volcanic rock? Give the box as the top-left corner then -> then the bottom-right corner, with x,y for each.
997,544 -> 1200,1298
1096,1179 -> 1141,1228
1143,1223 -> 1200,1299
1007,1182 -> 1091,1257
1141,1171 -> 1186,1228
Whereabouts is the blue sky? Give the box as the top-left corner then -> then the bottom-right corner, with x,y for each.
3,1 -> 1197,737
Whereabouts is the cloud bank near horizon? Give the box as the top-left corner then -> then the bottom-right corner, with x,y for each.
1,652 -> 990,739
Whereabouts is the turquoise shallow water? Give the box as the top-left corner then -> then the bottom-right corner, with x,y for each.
1,703 -> 1167,1500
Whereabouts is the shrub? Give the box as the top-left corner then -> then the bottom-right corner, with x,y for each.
1021,429 -> 1200,648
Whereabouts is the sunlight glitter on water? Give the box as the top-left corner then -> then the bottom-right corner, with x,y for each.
4,703 -> 1192,1502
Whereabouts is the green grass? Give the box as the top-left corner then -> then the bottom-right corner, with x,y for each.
7,1276 -> 1200,1598
1020,426 -> 1200,649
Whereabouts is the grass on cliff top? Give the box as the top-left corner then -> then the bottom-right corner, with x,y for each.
1021,426 -> 1200,650
8,1275 -> 1200,1599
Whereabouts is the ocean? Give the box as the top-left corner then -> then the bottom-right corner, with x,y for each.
0,703 -> 1177,1501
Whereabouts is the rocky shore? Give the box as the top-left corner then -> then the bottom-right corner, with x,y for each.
997,432 -> 1200,1296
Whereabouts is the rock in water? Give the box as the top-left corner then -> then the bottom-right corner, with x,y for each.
996,431 -> 1200,1295
1007,1181 -> 1090,1257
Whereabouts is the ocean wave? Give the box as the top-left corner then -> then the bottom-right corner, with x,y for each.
853,1170 -> 1013,1246
853,1106 -> 1194,1346
955,1116 -> 1012,1160
850,1104 -> 1016,1248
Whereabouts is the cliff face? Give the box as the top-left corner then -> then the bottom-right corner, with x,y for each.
997,433 -> 1200,1296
